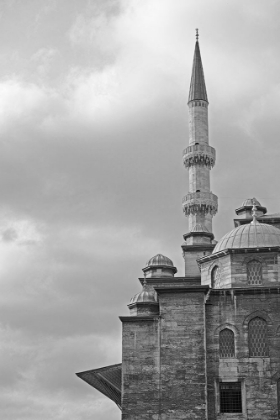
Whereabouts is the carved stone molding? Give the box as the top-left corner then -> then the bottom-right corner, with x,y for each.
183,144 -> 216,169
182,191 -> 218,216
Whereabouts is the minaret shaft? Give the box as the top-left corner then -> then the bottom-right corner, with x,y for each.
189,104 -> 209,145
182,35 -> 218,277
189,166 -> 210,193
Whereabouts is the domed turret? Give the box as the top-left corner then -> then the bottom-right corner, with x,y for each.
128,279 -> 159,316
130,281 -> 157,305
242,198 -> 261,207
143,254 -> 177,278
235,197 -> 267,218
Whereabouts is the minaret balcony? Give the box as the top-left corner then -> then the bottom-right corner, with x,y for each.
182,191 -> 218,216
182,144 -> 215,169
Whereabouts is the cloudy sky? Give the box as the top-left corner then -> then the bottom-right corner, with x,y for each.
0,0 -> 280,419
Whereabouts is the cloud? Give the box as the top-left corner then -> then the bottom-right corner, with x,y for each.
0,1 -> 280,419
0,326 -> 120,420
236,84 -> 280,140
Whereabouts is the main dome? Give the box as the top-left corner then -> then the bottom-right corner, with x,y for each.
213,221 -> 280,253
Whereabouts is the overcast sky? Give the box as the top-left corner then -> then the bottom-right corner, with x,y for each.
1,0 -> 280,419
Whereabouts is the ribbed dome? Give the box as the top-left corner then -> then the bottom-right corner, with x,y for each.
213,220 -> 280,253
242,197 -> 261,207
146,254 -> 174,267
130,282 -> 156,305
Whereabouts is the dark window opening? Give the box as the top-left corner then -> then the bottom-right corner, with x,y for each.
248,317 -> 269,357
219,328 -> 235,358
196,189 -> 200,192
211,266 -> 221,288
220,382 -> 242,413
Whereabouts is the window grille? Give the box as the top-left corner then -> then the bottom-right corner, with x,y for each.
247,260 -> 262,285
211,266 -> 221,288
219,329 -> 235,358
277,379 -> 280,419
220,382 -> 242,413
248,317 -> 269,357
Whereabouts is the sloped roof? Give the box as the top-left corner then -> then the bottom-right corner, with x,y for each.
76,363 -> 122,409
259,213 -> 280,219
188,41 -> 208,103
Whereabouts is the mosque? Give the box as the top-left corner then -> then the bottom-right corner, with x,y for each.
76,33 -> 280,419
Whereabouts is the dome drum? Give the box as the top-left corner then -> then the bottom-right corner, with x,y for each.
197,219 -> 280,289
128,300 -> 159,316
198,249 -> 280,289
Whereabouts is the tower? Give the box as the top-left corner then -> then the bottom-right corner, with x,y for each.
182,30 -> 218,277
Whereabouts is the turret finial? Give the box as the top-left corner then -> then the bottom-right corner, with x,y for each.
143,273 -> 147,288
196,28 -> 199,41
252,199 -> 258,224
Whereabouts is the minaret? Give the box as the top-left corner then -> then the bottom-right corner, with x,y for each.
182,30 -> 218,277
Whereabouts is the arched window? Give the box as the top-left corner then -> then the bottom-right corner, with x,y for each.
248,317 -> 269,357
247,260 -> 262,285
211,266 -> 221,288
219,328 -> 235,358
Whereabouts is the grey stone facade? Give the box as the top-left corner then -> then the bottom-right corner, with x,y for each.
76,34 -> 280,420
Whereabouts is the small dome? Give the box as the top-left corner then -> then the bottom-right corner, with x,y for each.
146,254 -> 174,268
130,282 -> 156,305
213,220 -> 280,253
242,197 -> 261,207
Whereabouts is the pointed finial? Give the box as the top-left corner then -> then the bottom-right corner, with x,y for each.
143,273 -> 147,289
252,200 -> 258,224
196,28 -> 199,41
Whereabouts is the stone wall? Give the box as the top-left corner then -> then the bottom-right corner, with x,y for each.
157,288 -> 208,419
121,317 -> 160,420
206,289 -> 280,419
200,254 -> 231,287
121,287 -> 208,419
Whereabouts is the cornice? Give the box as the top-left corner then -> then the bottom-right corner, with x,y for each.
183,231 -> 214,241
119,316 -> 160,323
127,302 -> 159,309
197,246 -> 280,265
210,286 -> 280,296
154,285 -> 209,294
138,276 -> 201,285
182,243 -> 216,252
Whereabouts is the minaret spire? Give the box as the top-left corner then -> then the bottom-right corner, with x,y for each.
188,30 -> 208,104
182,32 -> 218,277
